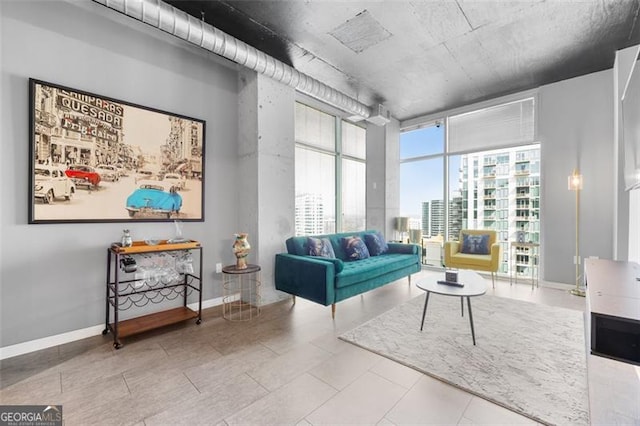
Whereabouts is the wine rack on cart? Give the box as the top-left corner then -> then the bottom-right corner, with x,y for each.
103,240 -> 203,349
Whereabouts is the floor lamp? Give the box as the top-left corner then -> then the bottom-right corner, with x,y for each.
395,217 -> 409,243
568,169 -> 586,297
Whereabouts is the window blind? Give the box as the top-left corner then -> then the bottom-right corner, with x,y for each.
295,102 -> 335,151
448,98 -> 535,153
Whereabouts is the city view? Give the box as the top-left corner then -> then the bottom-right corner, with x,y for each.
292,103 -> 540,278
401,126 -> 540,276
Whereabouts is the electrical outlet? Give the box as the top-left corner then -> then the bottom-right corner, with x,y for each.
216,263 -> 222,273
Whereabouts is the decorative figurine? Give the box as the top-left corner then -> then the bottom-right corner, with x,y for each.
233,233 -> 251,269
121,229 -> 133,247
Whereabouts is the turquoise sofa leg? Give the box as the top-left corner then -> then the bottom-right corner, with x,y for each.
331,303 -> 336,319
408,275 -> 412,285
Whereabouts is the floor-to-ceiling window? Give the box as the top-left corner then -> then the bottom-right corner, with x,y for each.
399,124 -> 444,264
400,97 -> 539,277
294,102 -> 366,235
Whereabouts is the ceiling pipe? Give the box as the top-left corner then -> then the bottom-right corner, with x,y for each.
91,0 -> 373,120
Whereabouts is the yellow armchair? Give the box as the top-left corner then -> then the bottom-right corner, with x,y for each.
444,229 -> 501,288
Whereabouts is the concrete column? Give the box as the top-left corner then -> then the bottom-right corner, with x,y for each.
366,117 -> 400,240
237,69 -> 295,304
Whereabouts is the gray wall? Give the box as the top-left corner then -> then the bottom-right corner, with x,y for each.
0,1 -> 242,347
539,69 -> 615,284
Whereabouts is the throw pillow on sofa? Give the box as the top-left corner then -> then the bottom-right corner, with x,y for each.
307,237 -> 336,258
461,233 -> 490,255
364,231 -> 389,256
342,236 -> 370,260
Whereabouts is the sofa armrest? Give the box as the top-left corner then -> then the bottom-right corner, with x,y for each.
274,253 -> 336,306
443,241 -> 460,267
387,242 -> 419,255
302,255 -> 344,273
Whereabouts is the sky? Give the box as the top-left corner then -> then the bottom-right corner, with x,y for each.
399,126 -> 461,217
122,105 -> 172,155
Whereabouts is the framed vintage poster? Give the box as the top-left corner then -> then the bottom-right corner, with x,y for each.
28,78 -> 205,223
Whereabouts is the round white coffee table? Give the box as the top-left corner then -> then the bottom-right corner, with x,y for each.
416,270 -> 487,345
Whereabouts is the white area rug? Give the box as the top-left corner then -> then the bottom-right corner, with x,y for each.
340,294 -> 588,425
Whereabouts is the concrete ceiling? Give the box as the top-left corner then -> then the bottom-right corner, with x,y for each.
167,0 -> 640,122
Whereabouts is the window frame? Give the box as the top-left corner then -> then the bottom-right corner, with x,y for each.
294,102 -> 366,235
400,95 -> 540,274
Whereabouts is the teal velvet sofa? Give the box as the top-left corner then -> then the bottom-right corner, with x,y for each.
275,230 -> 421,318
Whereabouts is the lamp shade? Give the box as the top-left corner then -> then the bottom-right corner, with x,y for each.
409,229 -> 423,244
568,170 -> 583,191
395,217 -> 410,232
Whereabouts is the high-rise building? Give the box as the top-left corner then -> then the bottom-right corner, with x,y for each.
421,197 -> 463,239
421,201 -> 430,235
457,146 -> 540,275
295,193 -> 325,236
449,195 -> 463,238
430,200 -> 444,237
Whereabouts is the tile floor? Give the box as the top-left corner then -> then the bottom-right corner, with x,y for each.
0,269 -> 586,425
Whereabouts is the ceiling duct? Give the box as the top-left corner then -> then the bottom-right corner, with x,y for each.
366,104 -> 391,126
91,0 -> 375,122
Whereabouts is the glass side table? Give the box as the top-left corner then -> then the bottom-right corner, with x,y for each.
510,242 -> 540,289
222,264 -> 261,321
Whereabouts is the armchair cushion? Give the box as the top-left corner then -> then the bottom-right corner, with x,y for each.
450,253 -> 493,267
461,233 -> 491,255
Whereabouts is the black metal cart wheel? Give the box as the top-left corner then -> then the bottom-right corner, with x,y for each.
102,328 -> 109,335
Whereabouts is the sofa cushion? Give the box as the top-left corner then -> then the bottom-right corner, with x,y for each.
336,253 -> 417,288
364,231 -> 389,256
307,237 -> 336,258
342,236 -> 370,260
461,233 -> 490,255
285,230 -> 397,260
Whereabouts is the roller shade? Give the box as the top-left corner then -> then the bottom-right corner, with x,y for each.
448,98 -> 535,153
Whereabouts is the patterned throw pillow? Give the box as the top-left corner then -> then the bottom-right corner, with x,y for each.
364,232 -> 389,256
461,233 -> 490,255
307,237 -> 336,258
342,236 -> 370,261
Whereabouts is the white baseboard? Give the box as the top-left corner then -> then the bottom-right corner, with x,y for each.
0,297 -> 224,361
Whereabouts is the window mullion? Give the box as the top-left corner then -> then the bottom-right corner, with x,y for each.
444,119 -> 450,242
335,117 -> 342,233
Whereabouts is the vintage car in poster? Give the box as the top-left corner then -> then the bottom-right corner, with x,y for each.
163,172 -> 186,190
34,164 -> 76,203
96,164 -> 120,182
135,169 -> 157,184
65,164 -> 101,189
125,180 -> 182,218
